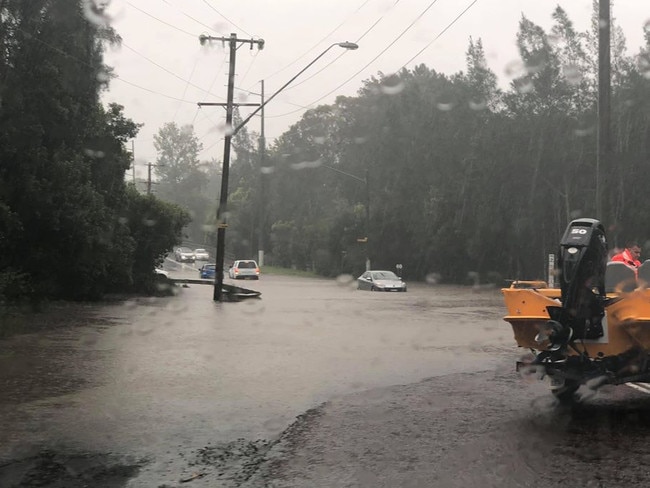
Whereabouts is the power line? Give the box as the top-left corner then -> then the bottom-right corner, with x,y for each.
172,56 -> 201,121
266,0 -> 443,119
282,4 -> 396,93
126,1 -> 197,38
13,26 -> 196,105
266,0 -> 479,120
254,0 -> 372,84
399,0 -> 480,70
161,0 -> 218,34
201,0 -> 252,37
120,42 -> 224,100
112,76 -> 197,103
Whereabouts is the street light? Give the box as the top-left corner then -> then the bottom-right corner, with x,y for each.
206,38 -> 359,300
232,42 -> 359,136
322,164 -> 370,271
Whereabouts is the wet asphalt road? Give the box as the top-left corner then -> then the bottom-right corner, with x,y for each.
2,269 -> 650,486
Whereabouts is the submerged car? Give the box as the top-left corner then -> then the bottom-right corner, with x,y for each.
194,248 -> 210,260
228,260 -> 260,280
357,270 -> 407,291
199,263 -> 216,279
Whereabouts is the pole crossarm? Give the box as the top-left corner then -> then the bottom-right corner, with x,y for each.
199,34 -> 264,50
197,102 -> 261,108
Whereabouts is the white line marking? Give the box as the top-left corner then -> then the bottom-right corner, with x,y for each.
627,382 -> 650,395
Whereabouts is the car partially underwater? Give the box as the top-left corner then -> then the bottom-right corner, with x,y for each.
502,218 -> 650,403
357,270 -> 407,292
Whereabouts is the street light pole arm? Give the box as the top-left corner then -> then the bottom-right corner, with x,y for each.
233,42 -> 358,135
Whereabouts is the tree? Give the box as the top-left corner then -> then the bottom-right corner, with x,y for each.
153,122 -> 210,244
0,0 -> 188,301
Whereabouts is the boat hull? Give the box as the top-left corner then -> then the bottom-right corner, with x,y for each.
503,284 -> 650,358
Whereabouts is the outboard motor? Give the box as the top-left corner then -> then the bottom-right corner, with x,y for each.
539,219 -> 607,353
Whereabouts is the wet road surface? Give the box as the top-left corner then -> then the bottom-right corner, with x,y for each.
2,272 -> 650,486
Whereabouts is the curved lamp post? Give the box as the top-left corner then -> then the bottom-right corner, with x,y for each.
233,42 -> 359,136
208,39 -> 359,300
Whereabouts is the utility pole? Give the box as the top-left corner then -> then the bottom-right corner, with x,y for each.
198,33 -> 264,301
258,80 -> 266,267
131,140 -> 136,184
597,0 -> 610,219
147,162 -> 153,195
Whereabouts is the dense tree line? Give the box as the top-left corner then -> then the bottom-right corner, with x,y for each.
0,0 -> 189,301
222,5 -> 650,283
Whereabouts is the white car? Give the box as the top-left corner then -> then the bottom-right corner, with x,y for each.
228,260 -> 260,280
193,248 -> 210,260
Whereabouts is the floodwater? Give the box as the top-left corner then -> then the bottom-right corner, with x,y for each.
0,274 -> 512,479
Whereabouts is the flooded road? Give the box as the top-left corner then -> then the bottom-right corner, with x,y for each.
4,273 -> 650,486
0,275 -> 510,469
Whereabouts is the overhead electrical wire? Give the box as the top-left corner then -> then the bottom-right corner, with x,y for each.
121,2 -> 233,109
126,1 -> 197,38
399,0 -> 480,70
113,77 -> 196,103
201,0 -> 252,37
266,0 -> 479,120
161,0 -> 218,34
266,0 -> 444,119
172,57 -> 201,121
13,25 -> 196,105
281,1 -> 400,93
121,41 -> 225,100
256,0 -> 373,84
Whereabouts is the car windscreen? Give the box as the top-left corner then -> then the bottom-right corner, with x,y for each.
238,261 -> 257,268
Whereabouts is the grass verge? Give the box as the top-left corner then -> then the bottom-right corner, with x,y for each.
260,266 -> 320,278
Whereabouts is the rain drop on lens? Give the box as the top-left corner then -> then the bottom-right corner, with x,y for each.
562,64 -> 582,85
336,274 -> 354,285
436,103 -> 454,112
380,79 -> 405,95
504,59 -> 526,79
290,159 -> 322,170
82,0 -> 111,26
574,126 -> 594,137
515,79 -> 534,94
468,100 -> 487,110
425,272 -> 441,285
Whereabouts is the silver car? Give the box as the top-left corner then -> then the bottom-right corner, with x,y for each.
193,248 -> 210,260
357,270 -> 407,292
174,247 -> 195,263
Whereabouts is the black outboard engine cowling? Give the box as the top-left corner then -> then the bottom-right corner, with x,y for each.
544,219 -> 607,351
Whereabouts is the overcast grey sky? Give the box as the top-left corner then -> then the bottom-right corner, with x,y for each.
101,0 -> 649,174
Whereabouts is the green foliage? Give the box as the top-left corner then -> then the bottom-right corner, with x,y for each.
0,0 -> 190,301
153,122 -> 214,245
220,6 -> 650,284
